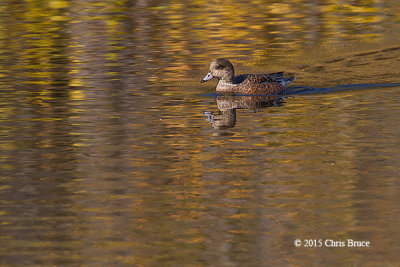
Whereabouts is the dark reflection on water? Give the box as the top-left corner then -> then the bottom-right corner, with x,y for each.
1,0 -> 400,266
289,82 -> 400,95
204,95 -> 284,131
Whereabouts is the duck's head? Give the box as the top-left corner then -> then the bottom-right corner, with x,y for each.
201,58 -> 235,83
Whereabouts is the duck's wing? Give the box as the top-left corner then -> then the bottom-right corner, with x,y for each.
236,72 -> 284,84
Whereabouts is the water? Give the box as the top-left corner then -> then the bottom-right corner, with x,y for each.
1,0 -> 400,265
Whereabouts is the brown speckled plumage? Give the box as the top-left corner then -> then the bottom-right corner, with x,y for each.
201,58 -> 295,95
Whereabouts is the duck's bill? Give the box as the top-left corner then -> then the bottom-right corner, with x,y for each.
201,72 -> 213,83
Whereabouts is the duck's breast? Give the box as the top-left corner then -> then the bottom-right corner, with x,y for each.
216,81 -> 239,93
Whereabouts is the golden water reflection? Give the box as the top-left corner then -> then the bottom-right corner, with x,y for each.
2,0 -> 400,89
1,0 -> 400,266
1,89 -> 399,265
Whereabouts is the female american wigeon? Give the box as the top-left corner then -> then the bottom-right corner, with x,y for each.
201,58 -> 295,95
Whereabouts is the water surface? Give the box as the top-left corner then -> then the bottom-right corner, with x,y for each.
1,0 -> 400,266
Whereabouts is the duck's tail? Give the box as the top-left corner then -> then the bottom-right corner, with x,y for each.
282,76 -> 295,87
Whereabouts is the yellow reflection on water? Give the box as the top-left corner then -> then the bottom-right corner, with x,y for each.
1,0 -> 400,89
1,1 -> 400,266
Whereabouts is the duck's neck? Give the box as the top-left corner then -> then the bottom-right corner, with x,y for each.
220,72 -> 235,84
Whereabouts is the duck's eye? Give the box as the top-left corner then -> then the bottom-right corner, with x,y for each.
215,64 -> 224,70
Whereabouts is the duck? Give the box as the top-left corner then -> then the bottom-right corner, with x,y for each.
201,58 -> 295,95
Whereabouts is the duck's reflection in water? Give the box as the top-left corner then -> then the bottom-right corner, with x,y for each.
204,95 -> 284,131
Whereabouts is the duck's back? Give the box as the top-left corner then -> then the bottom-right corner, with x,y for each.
234,72 -> 284,85
217,73 -> 291,95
